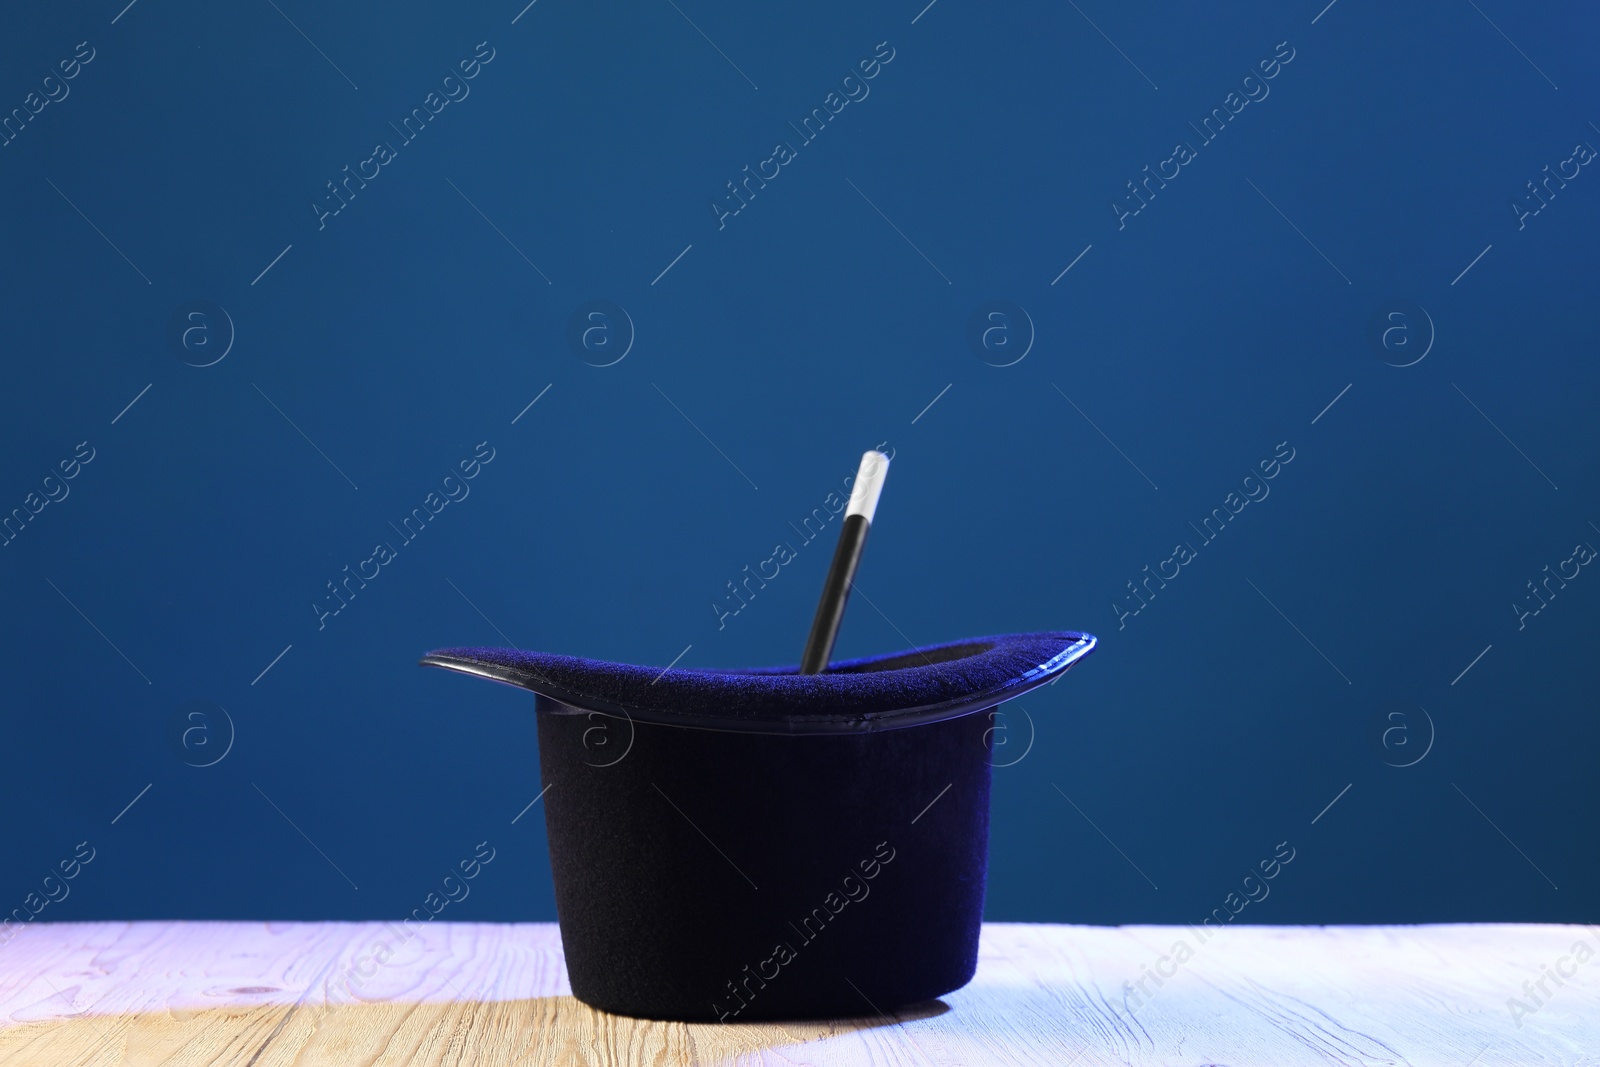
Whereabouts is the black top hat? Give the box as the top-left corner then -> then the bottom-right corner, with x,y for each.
422,630 -> 1095,1021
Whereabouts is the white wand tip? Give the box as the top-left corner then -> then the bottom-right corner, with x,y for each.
845,450 -> 890,523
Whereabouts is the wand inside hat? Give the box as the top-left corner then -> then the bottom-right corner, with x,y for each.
799,450 -> 890,674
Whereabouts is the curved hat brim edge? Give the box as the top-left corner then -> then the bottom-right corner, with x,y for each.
418,633 -> 1097,736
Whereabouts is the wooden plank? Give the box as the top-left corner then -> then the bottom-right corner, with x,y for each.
1,922 -> 1595,1065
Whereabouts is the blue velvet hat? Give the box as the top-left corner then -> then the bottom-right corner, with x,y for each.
421,629 -> 1095,1021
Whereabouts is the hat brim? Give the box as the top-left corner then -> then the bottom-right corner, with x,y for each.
419,630 -> 1096,736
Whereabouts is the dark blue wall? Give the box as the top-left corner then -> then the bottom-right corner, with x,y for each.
2,0 -> 1595,931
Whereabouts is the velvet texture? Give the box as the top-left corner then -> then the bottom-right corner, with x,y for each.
422,631 -> 1095,734
537,701 -> 993,1019
420,632 -> 1097,1020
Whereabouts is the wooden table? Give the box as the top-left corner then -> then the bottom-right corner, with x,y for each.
1,921 -> 1594,1065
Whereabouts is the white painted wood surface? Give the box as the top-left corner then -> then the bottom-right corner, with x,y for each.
0,921 -> 1595,1065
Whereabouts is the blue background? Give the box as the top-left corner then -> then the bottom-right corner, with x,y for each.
2,0 -> 1595,929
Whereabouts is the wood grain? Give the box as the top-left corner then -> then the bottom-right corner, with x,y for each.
1,921 -> 1595,1065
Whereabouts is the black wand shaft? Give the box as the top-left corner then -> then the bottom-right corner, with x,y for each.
799,514 -> 870,674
